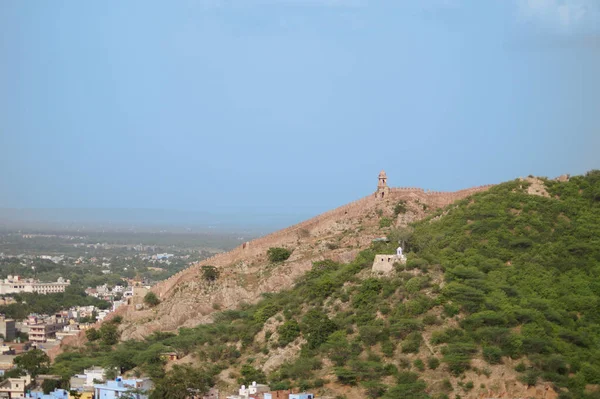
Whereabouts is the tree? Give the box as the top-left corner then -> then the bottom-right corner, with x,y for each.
14,349 -> 50,377
267,247 -> 292,263
86,328 -> 100,342
144,292 -> 160,307
99,323 -> 120,345
301,309 -> 338,349
238,364 -> 267,386
388,226 -> 413,249
42,379 -> 62,394
150,365 -> 214,399
201,266 -> 220,282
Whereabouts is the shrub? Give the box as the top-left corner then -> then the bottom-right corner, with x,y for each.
379,217 -> 393,228
441,343 -> 477,375
277,320 -> 300,347
394,201 -> 407,215
413,359 -> 425,371
238,364 -> 266,385
335,367 -> 358,385
302,310 -> 337,349
401,332 -> 422,353
201,266 -> 220,282
85,328 -> 100,342
362,381 -> 387,399
482,346 -> 503,364
144,292 -> 160,307
427,357 -> 440,370
267,247 -> 292,262
254,303 -> 279,324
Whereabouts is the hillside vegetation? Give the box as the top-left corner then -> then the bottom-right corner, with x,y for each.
52,172 -> 600,399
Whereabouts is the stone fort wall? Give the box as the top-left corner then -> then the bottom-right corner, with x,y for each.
151,184 -> 493,298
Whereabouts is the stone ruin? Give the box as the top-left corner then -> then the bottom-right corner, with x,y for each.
372,246 -> 406,274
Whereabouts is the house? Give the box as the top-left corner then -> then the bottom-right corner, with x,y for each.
94,377 -> 153,399
0,374 -> 33,398
27,388 -> 69,399
0,317 -> 16,341
70,366 -> 106,390
228,382 -> 270,399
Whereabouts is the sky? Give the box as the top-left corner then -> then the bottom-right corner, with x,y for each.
1,0 -> 599,226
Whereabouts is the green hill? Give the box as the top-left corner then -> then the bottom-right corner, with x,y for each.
50,171 -> 600,399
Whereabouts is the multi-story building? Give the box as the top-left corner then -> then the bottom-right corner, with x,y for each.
0,374 -> 32,398
0,318 -> 15,341
0,276 -> 70,295
29,318 -> 68,343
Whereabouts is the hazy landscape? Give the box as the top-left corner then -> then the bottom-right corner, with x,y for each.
1,1 -> 599,399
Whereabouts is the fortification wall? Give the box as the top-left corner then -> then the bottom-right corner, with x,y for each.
152,183 -> 493,299
152,193 -> 378,298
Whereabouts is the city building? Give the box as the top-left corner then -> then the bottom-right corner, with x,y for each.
70,367 -> 107,391
0,318 -> 15,341
0,355 -> 16,375
26,388 -> 69,399
0,374 -> 32,399
0,276 -> 70,295
94,377 -> 153,399
29,317 -> 68,343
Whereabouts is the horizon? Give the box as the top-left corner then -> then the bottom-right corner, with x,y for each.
1,1 -> 598,225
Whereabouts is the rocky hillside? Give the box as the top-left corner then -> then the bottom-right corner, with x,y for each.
53,172 -> 600,399
115,181 -> 492,340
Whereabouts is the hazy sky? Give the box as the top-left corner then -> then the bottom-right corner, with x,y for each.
1,0 -> 599,219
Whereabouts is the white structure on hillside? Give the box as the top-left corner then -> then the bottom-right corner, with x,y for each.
227,382 -> 270,399
372,247 -> 407,274
0,276 -> 70,295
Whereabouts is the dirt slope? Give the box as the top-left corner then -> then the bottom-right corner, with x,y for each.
114,184 -> 492,340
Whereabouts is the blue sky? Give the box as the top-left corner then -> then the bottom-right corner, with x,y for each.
1,0 -> 599,222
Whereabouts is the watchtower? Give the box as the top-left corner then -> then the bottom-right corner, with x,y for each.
375,170 -> 390,199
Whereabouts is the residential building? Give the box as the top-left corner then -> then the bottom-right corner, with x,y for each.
27,388 -> 69,399
70,367 -> 106,390
0,276 -> 70,295
0,374 -> 32,399
94,377 -> 153,399
0,318 -> 16,341
0,355 -> 16,374
29,317 -> 68,343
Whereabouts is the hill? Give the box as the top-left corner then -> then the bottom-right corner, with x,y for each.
51,171 -> 600,399
102,173 -> 491,341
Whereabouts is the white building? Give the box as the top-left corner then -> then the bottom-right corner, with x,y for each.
70,367 -> 107,390
0,276 -> 70,295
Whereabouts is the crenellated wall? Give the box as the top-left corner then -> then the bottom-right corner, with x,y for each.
152,184 -> 494,299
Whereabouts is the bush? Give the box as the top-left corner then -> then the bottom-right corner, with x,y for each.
379,217 -> 393,228
267,247 -> 292,262
201,266 -> 220,282
85,328 -> 100,342
302,310 -> 337,349
482,346 -> 503,364
144,292 -> 160,307
427,357 -> 440,370
413,359 -> 425,371
401,332 -> 422,353
277,320 -> 300,347
394,201 -> 407,215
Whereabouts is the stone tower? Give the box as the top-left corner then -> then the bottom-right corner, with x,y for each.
375,170 -> 390,199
